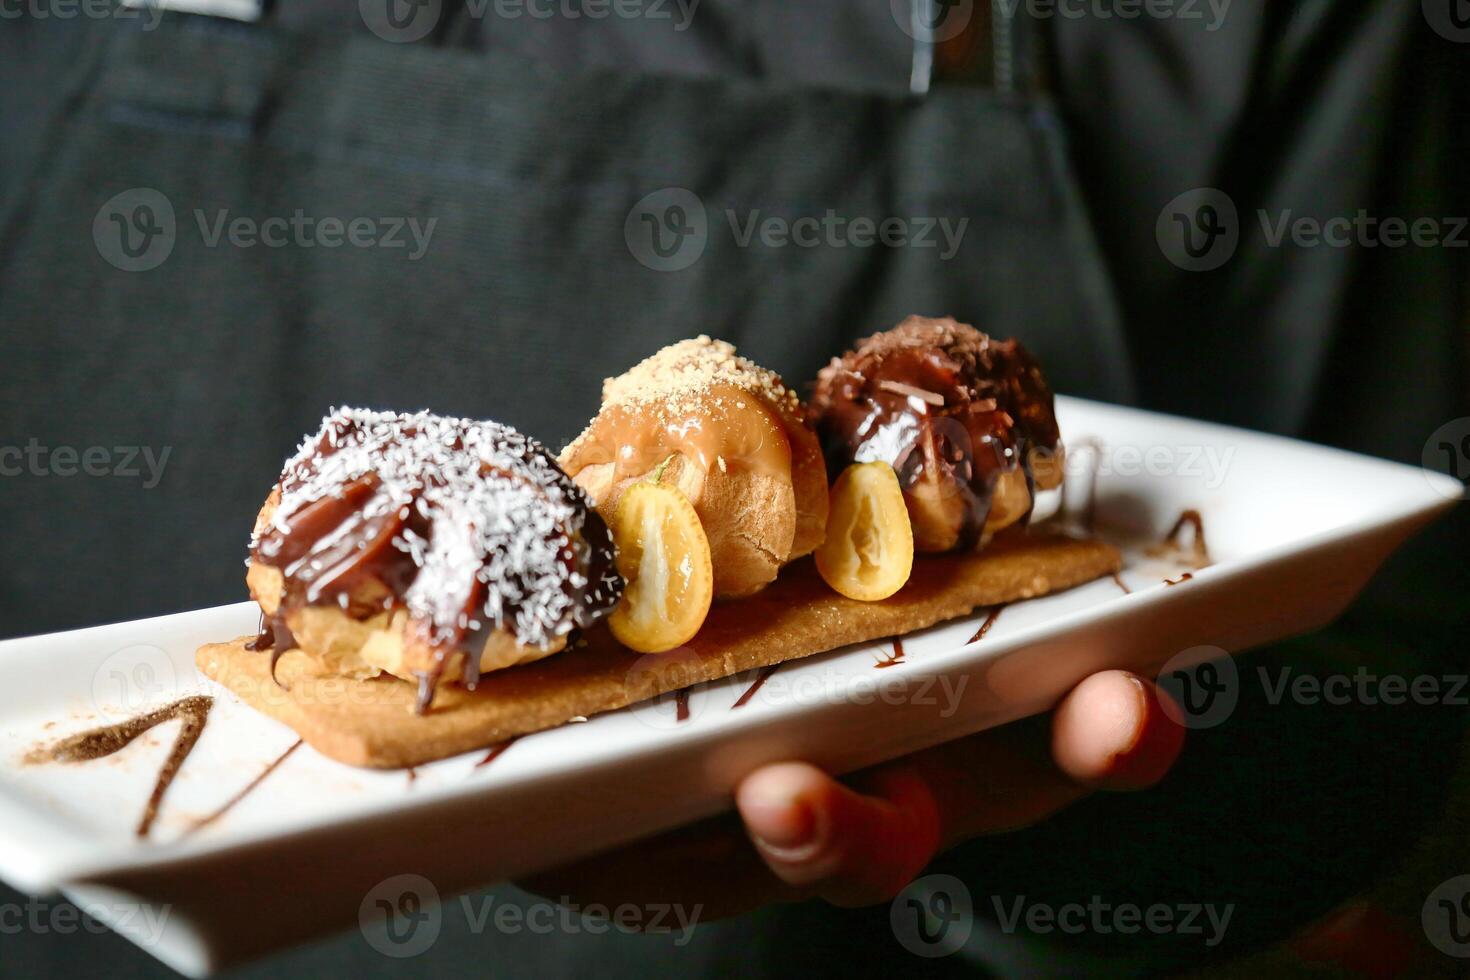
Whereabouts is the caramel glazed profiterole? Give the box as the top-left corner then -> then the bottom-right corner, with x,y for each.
559,336 -> 830,598
244,408 -> 624,713
811,315 -> 1066,553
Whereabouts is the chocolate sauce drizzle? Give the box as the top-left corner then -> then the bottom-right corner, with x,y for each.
1110,571 -> 1133,595
968,605 -> 1006,643
1160,509 -> 1210,565
248,408 -> 622,713
732,665 -> 781,709
1164,572 -> 1194,587
29,696 -> 213,838
874,638 -> 906,669
188,739 -> 302,835
674,688 -> 692,722
246,613 -> 298,687
812,318 -> 1062,552
474,738 -> 517,769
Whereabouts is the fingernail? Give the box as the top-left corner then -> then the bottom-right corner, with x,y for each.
743,775 -> 818,853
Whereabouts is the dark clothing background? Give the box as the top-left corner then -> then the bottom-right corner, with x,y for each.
1,1 -> 1466,976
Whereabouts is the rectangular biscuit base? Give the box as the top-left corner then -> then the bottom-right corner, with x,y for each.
196,530 -> 1119,769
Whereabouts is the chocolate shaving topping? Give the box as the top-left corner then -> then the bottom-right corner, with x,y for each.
250,408 -> 623,695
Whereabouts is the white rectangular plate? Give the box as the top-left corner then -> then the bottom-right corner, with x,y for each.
0,397 -> 1459,976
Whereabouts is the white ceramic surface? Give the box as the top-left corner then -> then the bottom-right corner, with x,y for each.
0,397 -> 1459,975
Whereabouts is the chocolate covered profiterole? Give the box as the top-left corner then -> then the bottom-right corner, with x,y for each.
811,316 -> 1064,553
245,408 -> 622,712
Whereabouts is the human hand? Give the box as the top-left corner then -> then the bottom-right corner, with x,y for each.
525,669 -> 1185,918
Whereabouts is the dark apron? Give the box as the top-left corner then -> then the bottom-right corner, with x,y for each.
0,6 -> 1127,973
6,10 -> 1467,979
0,5 -> 1130,633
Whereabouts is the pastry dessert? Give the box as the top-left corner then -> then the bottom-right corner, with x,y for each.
811,315 -> 1065,554
199,530 -> 1119,768
199,325 -> 1118,770
242,407 -> 623,712
559,337 -> 829,599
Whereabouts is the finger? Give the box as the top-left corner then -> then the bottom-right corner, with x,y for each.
737,761 -> 941,907
1051,669 -> 1185,790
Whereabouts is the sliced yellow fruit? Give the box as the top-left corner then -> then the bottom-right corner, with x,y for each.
608,480 -> 714,653
815,462 -> 915,601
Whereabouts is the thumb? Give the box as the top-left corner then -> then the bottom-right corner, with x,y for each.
737,761 -> 942,907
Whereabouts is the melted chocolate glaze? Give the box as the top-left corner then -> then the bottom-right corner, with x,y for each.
1162,509 -> 1210,564
475,738 -> 517,769
875,638 -> 906,669
812,318 -> 1061,551
732,664 -> 780,709
968,605 -> 1006,643
188,739 -> 301,835
249,409 -> 623,712
30,695 -> 213,838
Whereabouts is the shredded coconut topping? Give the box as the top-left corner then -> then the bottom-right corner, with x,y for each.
257,407 -> 622,651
